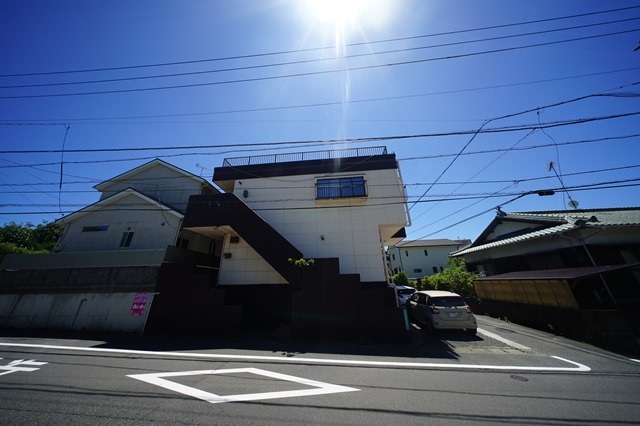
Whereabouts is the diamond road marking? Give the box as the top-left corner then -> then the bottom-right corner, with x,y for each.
128,367 -> 360,404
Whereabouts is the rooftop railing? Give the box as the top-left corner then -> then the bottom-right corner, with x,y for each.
222,146 -> 388,167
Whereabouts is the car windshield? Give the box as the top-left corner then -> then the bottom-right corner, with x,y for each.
397,289 -> 414,295
430,296 -> 465,307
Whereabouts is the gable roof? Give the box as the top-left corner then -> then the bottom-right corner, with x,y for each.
56,188 -> 184,224
452,207 -> 640,257
94,158 -> 213,192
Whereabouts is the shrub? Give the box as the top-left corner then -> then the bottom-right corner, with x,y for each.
424,257 -> 477,298
391,271 -> 409,286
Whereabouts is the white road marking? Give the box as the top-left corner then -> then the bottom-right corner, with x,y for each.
0,358 -> 48,376
630,359 -> 640,364
477,328 -> 532,351
128,367 -> 359,404
0,342 -> 590,372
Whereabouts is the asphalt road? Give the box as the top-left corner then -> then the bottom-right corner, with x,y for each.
1,315 -> 639,425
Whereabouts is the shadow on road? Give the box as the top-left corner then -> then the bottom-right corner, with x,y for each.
0,321 -> 494,362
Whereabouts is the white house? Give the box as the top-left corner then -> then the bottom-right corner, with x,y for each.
55,158 -> 218,255
0,159 -> 218,333
388,239 -> 471,279
149,146 -> 411,339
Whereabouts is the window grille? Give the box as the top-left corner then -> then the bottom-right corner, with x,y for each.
316,176 -> 366,199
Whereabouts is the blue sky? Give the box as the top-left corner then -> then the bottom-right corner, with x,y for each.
1,0 -> 639,242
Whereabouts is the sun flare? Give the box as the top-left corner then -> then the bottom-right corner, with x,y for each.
302,0 -> 391,42
307,0 -> 369,25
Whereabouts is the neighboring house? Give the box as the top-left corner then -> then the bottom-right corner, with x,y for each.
54,188 -> 183,253
93,158 -> 215,214
451,207 -> 640,279
54,158 -> 219,255
451,207 -> 640,353
387,239 -> 471,279
147,146 -> 411,340
0,159 -> 218,333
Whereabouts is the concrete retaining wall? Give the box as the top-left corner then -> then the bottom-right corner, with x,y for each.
0,292 -> 152,333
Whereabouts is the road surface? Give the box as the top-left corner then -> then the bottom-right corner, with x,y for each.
1,315 -> 639,425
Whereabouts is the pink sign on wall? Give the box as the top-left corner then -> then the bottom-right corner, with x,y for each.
130,292 -> 150,316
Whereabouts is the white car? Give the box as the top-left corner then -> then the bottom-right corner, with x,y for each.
395,285 -> 415,307
405,290 -> 477,334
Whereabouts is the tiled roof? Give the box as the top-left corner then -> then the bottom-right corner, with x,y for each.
506,207 -> 640,226
452,207 -> 640,256
452,223 -> 576,256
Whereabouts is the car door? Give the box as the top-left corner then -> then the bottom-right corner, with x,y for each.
406,293 -> 421,321
408,293 -> 428,323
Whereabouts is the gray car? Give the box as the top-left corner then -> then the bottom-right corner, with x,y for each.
395,285 -> 415,307
405,290 -> 477,334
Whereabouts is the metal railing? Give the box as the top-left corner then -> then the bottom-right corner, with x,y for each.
222,146 -> 387,167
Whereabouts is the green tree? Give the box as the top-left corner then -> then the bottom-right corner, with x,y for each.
391,271 -> 409,286
425,257 -> 478,298
0,222 -> 34,249
0,221 -> 63,261
32,222 -> 64,251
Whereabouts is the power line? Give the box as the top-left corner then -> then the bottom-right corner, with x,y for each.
2,162 -> 638,191
2,180 -> 640,216
407,90 -> 640,210
416,180 -> 640,239
3,5 -> 637,78
4,16 -> 638,91
2,109 -> 639,155
1,29 -> 637,100
3,132 -> 638,169
3,67 -> 637,123
401,133 -> 640,162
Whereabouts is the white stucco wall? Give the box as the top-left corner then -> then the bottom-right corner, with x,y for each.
228,168 -> 408,282
218,235 -> 287,285
57,195 -> 182,252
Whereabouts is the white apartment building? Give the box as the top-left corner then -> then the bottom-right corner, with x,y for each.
388,239 -> 471,279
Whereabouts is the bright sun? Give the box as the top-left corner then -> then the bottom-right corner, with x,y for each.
302,0 -> 391,42
307,0 -> 369,25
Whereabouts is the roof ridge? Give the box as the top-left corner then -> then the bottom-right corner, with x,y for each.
508,206 -> 640,215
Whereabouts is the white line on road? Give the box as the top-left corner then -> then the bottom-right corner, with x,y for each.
128,367 -> 359,404
0,341 -> 590,372
477,328 -> 532,351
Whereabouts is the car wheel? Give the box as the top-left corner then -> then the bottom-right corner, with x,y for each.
466,328 -> 477,335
